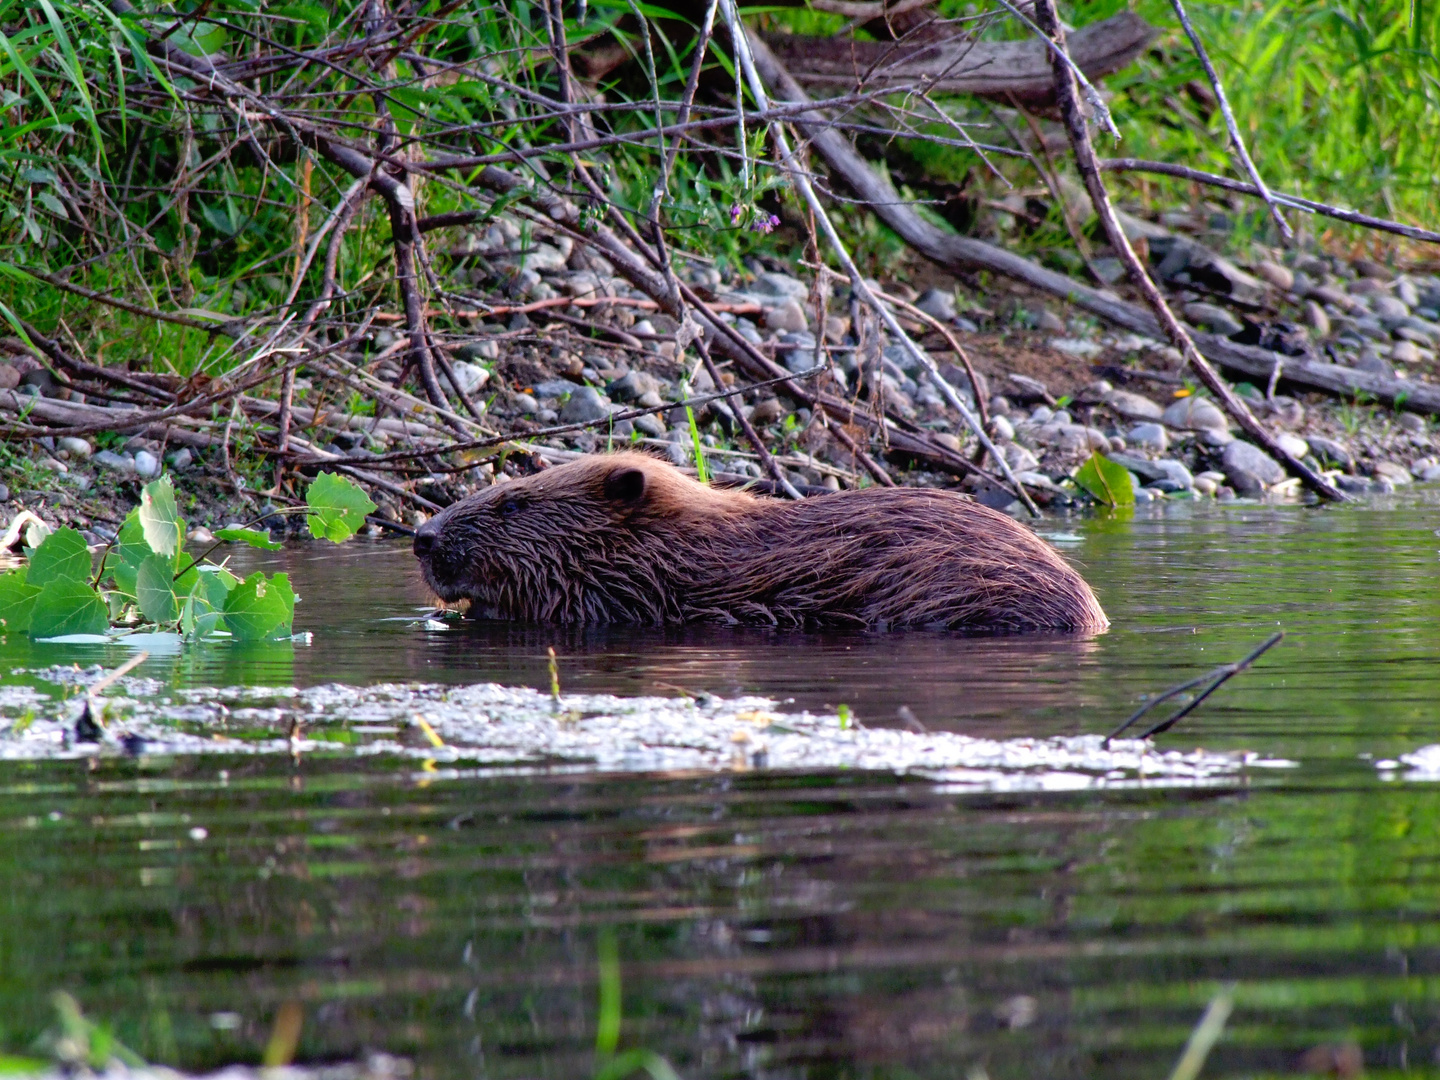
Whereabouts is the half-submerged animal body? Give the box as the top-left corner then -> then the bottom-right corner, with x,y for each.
413,452 -> 1108,633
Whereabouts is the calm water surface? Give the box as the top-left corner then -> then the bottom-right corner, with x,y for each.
0,489 -> 1438,1078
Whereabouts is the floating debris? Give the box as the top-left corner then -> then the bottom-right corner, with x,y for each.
0,672 -> 1294,790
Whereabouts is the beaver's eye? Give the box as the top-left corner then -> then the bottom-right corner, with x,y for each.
500,499 -> 521,517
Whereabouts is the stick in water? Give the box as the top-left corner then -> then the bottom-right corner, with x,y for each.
1105,632 -> 1283,746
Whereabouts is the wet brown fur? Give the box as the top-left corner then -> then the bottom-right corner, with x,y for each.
413,452 -> 1108,633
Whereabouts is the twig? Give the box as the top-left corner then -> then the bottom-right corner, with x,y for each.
1098,158 -> 1440,245
1104,631 -> 1283,746
697,339 -> 801,498
1031,0 -> 1344,503
1166,0 -> 1291,243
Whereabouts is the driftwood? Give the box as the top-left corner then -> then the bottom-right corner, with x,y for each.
765,11 -> 1156,105
745,34 -> 1440,418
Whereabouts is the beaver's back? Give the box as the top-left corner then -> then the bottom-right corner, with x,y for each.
671,486 -> 1108,633
413,452 -> 1107,633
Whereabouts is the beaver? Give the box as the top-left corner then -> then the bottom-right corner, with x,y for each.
412,452 -> 1107,633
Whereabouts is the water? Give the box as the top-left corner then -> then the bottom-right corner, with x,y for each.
1,489 -> 1439,1078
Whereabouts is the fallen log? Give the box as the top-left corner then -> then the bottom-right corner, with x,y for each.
746,33 -> 1440,417
0,391 -> 216,448
765,11 -> 1157,105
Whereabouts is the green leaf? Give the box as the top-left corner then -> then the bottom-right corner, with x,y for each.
1075,452 -> 1136,508
135,554 -> 178,625
27,526 -> 92,587
30,579 -> 108,638
0,569 -> 40,633
306,472 -> 375,542
222,572 -> 296,641
138,476 -> 183,558
216,526 -> 284,551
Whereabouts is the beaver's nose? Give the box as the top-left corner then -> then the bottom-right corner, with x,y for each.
413,524 -> 438,558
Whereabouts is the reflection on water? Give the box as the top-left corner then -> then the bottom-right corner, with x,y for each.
0,488 -> 1439,1077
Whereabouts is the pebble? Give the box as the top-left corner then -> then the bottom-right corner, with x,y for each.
633,414 -> 666,438
187,526 -> 215,544
1303,301 -> 1331,337
1306,435 -> 1353,470
753,271 -> 807,300
607,370 -> 662,403
1354,350 -> 1395,377
1397,279 -> 1421,308
1035,309 -> 1066,333
38,457 -> 67,474
990,415 -> 1015,441
1225,466 -> 1266,496
0,484 -> 8,502
1372,460 -> 1413,484
0,364 -> 18,390
1106,453 -> 1170,484
449,360 -> 490,396
93,449 -> 135,475
1182,301 -> 1245,337
1254,260 -> 1295,291
1000,443 -> 1040,472
1274,432 -> 1310,460
1222,440 -> 1287,486
750,398 -> 786,426
1308,283 -> 1354,310
57,436 -> 92,459
1029,405 -> 1054,424
761,300 -> 808,334
1419,464 -> 1440,482
1153,459 -> 1195,489
1104,389 -> 1163,421
1162,396 -> 1228,433
511,392 -> 539,415
1126,422 -> 1168,451
914,288 -> 956,321
1193,476 -> 1218,496
166,448 -> 193,471
1372,294 -> 1410,320
1392,340 -> 1422,365
559,386 -> 613,424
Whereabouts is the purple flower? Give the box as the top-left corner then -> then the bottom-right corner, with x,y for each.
751,213 -> 780,235
730,203 -> 743,225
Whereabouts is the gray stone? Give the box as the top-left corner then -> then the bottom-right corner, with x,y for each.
532,379 -> 576,400
1182,301 -> 1245,337
1225,467 -> 1266,496
1397,278 -> 1422,308
1163,396 -> 1229,432
93,450 -> 134,475
1392,340 -> 1422,365
57,436 -> 92,459
166,448 -> 193,471
1303,300 -> 1331,337
1255,260 -> 1294,291
1355,349 -> 1395,377
1155,238 -> 1267,304
133,450 -> 161,479
1106,453 -> 1170,484
511,392 -> 539,415
607,370 -> 662,403
990,415 -> 1015,441
1336,474 -> 1373,494
1029,405 -> 1054,424
1199,428 -> 1235,447
1419,464 -> 1440,482
914,288 -> 956,321
1307,436 -> 1354,470
1145,478 -> 1189,494
1104,389 -> 1163,421
1153,459 -> 1194,489
448,361 -> 490,397
1193,475 -> 1218,496
753,271 -> 807,300
633,413 -> 667,438
455,340 -> 499,363
1035,309 -> 1066,333
559,386 -> 613,424
1372,294 -> 1410,319
1000,443 -> 1040,472
1126,422 -> 1168,451
1222,440 -> 1286,486
1397,412 -> 1427,434
1275,432 -> 1310,460
761,300 -> 808,334
1373,460 -> 1414,484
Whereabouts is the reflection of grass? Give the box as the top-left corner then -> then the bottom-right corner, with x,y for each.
593,930 -> 682,1080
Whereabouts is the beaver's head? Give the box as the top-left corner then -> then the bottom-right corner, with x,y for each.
412,452 -> 751,619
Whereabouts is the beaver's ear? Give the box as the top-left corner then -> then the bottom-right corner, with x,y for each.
603,466 -> 647,504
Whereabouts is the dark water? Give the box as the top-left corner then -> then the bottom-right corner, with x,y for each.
1,489 -> 1439,1077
